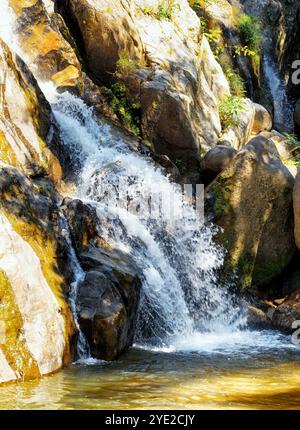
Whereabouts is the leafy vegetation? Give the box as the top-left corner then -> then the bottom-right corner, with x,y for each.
237,14 -> 261,52
218,95 -> 246,130
188,0 -> 212,10
284,133 -> 300,165
141,0 -> 180,20
115,53 -> 140,78
236,14 -> 261,66
108,83 -> 141,136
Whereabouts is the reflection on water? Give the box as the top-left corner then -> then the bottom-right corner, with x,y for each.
1,330 -> 300,410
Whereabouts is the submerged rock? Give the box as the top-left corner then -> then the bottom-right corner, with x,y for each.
63,199 -> 142,361
270,290 -> 300,334
206,136 -> 296,291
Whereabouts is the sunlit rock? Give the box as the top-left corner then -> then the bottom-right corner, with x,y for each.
0,38 -> 63,182
55,0 -> 230,171
252,103 -> 272,134
8,0 -> 84,91
0,165 -> 76,383
206,136 -> 296,290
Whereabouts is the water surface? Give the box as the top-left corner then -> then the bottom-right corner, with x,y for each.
1,330 -> 300,410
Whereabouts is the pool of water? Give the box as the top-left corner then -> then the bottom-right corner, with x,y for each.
1,329 -> 300,410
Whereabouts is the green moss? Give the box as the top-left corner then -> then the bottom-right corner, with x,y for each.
115,53 -> 140,78
218,95 -> 246,130
141,0 -> 180,20
252,259 -> 289,286
107,83 -> 141,136
229,257 -> 255,290
213,182 -> 229,218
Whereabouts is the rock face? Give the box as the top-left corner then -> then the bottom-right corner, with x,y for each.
271,296 -> 300,334
293,169 -> 300,250
252,103 -> 272,134
0,39 -> 77,383
0,165 -> 75,383
63,199 -> 142,361
0,38 -> 63,181
8,0 -> 84,91
55,0 -> 145,86
55,0 -> 231,168
206,136 -> 296,291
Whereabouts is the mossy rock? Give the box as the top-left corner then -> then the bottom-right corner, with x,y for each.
205,137 -> 296,292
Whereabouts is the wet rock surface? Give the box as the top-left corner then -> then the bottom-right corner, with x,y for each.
63,199 -> 142,360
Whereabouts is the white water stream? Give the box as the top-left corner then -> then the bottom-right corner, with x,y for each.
48,89 -> 246,347
263,55 -> 293,130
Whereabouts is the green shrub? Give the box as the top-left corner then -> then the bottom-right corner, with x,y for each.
236,14 -> 261,55
142,0 -> 180,20
108,83 -> 141,136
218,95 -> 246,130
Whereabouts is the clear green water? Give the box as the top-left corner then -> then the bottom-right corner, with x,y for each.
1,330 -> 300,410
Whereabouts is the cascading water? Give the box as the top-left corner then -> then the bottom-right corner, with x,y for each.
45,88 -> 247,348
263,55 -> 294,130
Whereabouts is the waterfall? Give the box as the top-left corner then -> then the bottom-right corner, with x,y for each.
45,88 -> 246,348
1,0 -> 247,352
263,55 -> 293,130
60,215 -> 90,359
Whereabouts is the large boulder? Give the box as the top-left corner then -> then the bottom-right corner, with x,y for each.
206,136 -> 296,291
63,199 -> 142,360
0,165 -> 76,383
293,169 -> 300,250
252,103 -> 272,134
55,0 -> 231,169
201,145 -> 237,186
55,0 -> 145,86
219,98 -> 255,150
